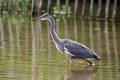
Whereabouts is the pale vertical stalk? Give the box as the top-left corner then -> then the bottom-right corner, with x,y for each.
31,21 -> 38,80
38,22 -> 43,57
74,18 -> 78,41
65,0 -> 69,15
36,0 -> 43,14
16,17 -> 23,80
25,0 -> 31,15
47,22 -> 54,80
36,20 -> 45,79
81,0 -> 86,18
96,0 -> 102,17
36,20 -> 40,49
89,0 -> 94,17
16,0 -> 20,12
105,0 -> 110,19
96,21 -> 103,80
74,0 -> 78,18
38,0 -> 42,13
96,21 -> 102,60
47,22 -> 52,63
8,16 -> 16,79
0,17 -> 7,79
74,0 -> 78,17
112,0 -> 117,20
56,0 -> 60,14
25,19 -> 31,79
0,0 -> 3,13
104,21 -> 112,80
112,22 -> 119,80
81,20 -> 86,44
8,0 -> 11,12
39,0 -> 42,9
47,0 -> 51,13
31,0 -> 35,16
64,18 -> 68,38
39,21 -> 46,80
89,21 -> 94,50
25,0 -> 28,14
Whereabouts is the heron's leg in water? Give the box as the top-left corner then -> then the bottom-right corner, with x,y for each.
69,58 -> 72,64
82,58 -> 92,66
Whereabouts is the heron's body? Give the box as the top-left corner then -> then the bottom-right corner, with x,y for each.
62,39 -> 99,59
32,13 -> 101,66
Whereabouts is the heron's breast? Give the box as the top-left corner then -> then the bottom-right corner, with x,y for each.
64,47 -> 74,57
55,43 -> 62,52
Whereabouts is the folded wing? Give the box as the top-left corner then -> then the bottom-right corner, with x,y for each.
63,39 -> 99,59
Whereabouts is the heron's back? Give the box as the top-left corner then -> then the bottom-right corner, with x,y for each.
62,39 -> 100,60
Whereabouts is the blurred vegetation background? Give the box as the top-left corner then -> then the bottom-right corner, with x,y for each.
0,0 -> 120,21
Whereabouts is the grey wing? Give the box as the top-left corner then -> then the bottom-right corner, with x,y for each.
63,39 -> 96,59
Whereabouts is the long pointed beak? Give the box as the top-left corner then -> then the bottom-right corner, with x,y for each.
32,16 -> 42,21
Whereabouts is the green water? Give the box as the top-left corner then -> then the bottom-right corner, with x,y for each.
0,14 -> 120,80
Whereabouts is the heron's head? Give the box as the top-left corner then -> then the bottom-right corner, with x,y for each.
32,13 -> 49,21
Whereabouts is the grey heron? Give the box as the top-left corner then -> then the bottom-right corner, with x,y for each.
32,13 -> 101,66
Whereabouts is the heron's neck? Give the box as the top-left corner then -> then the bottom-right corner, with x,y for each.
48,16 -> 61,43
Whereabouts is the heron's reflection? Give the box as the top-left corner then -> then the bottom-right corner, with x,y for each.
58,65 -> 98,80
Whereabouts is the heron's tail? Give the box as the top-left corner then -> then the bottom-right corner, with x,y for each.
94,55 -> 101,61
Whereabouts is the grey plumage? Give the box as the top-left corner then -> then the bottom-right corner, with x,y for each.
62,39 -> 100,60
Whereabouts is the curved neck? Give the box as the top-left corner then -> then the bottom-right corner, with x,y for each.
48,16 -> 60,43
